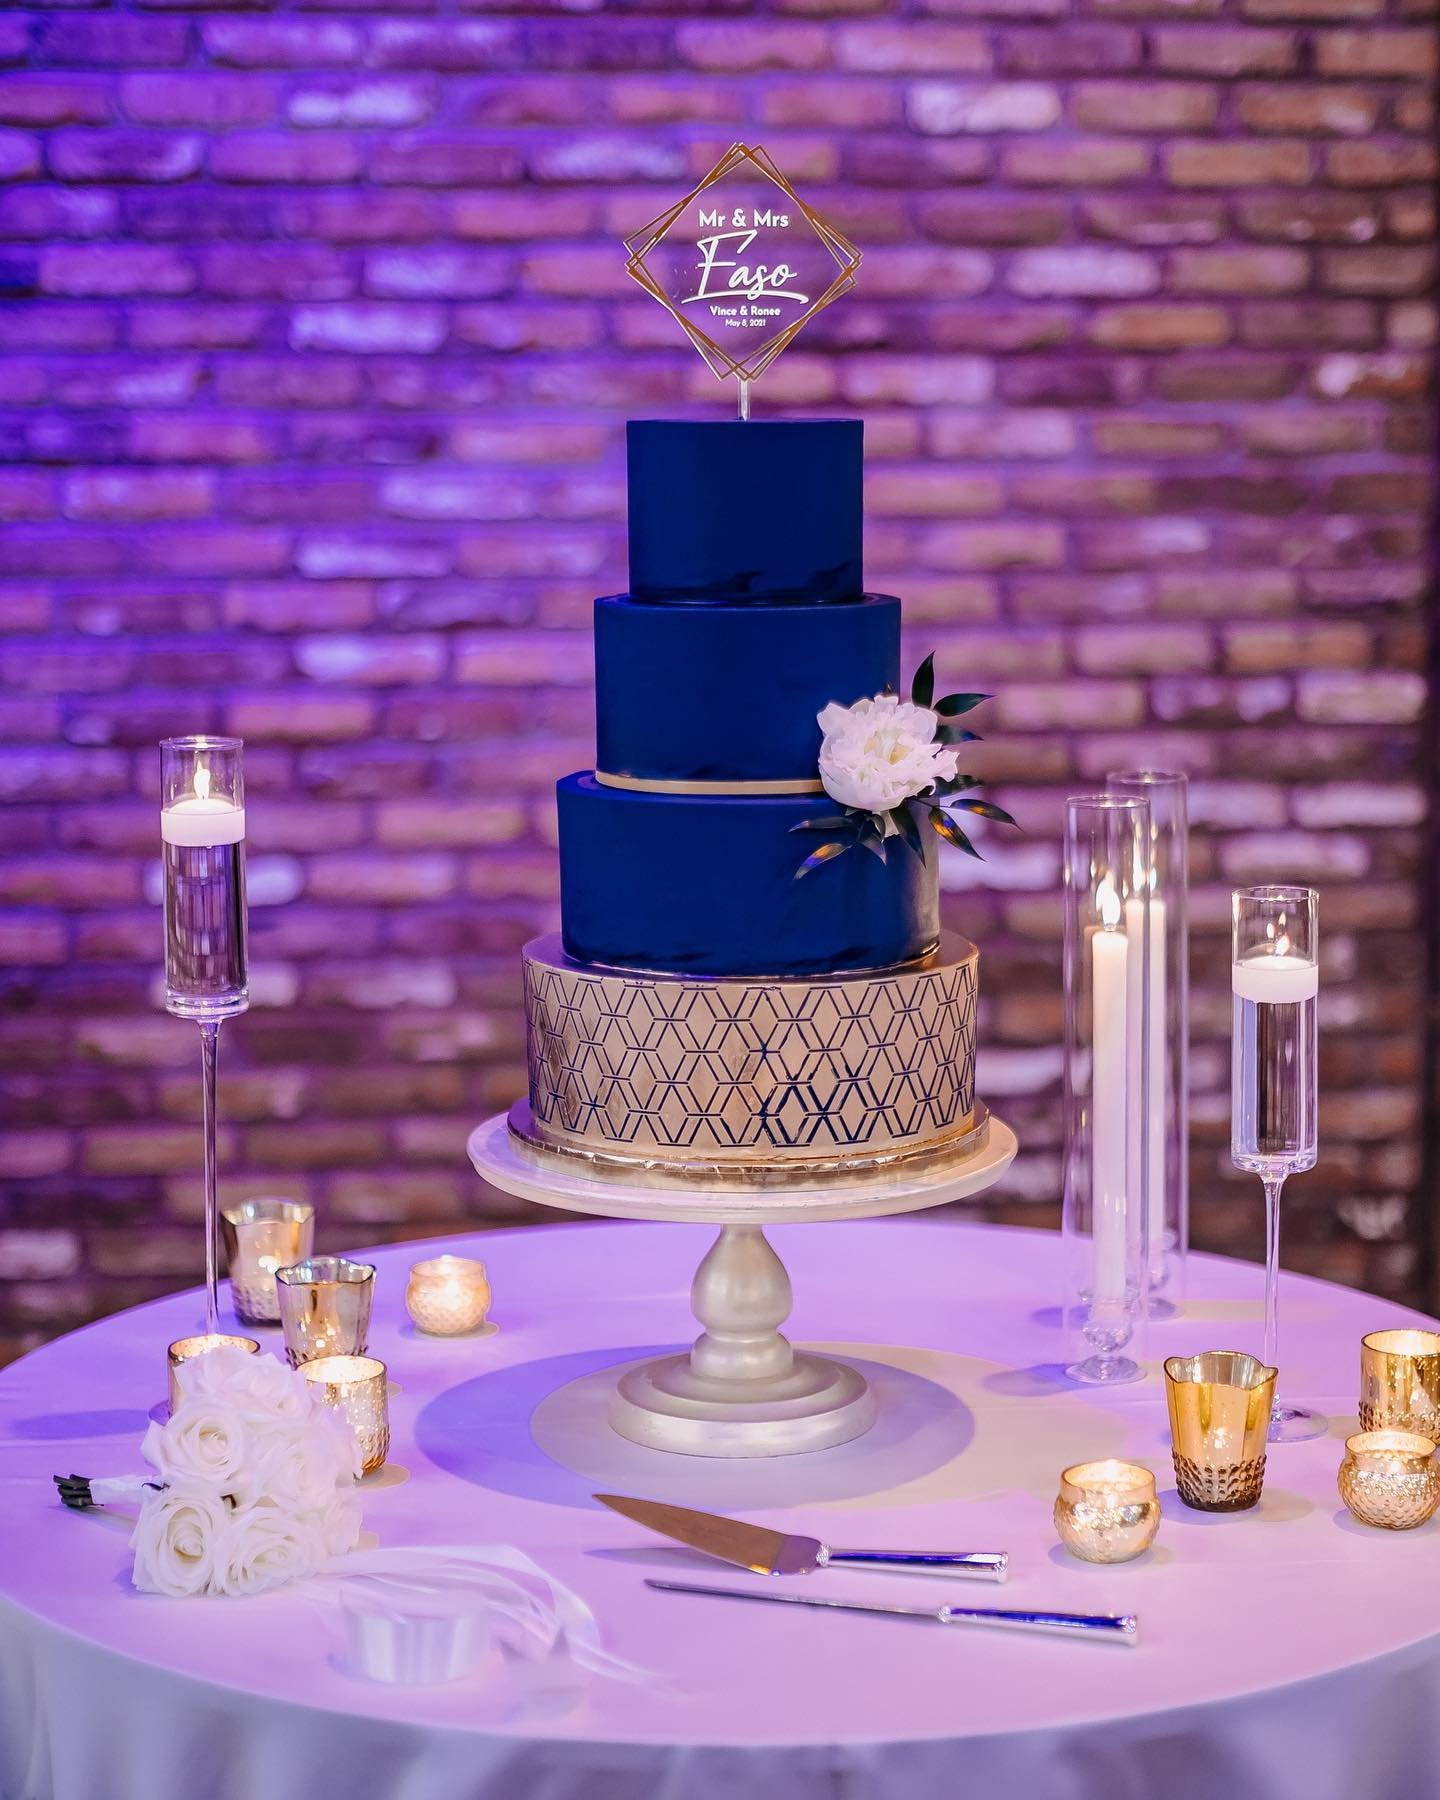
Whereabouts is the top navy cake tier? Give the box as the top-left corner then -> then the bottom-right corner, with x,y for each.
627,419 -> 862,604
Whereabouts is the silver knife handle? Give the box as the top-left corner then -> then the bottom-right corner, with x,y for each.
942,1605 -> 1139,1646
825,1549 -> 1009,1583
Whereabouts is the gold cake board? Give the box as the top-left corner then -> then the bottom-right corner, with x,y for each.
467,1108 -> 1017,1458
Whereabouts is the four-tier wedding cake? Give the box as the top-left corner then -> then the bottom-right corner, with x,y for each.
508,417 -> 983,1188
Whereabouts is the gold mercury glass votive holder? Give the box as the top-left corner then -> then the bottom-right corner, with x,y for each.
405,1256 -> 492,1337
1164,1350 -> 1277,1512
221,1198 -> 314,1326
1338,1430 -> 1440,1530
303,1354 -> 389,1476
276,1256 -> 375,1368
1360,1329 -> 1440,1438
167,1333 -> 260,1415
1054,1460 -> 1160,1564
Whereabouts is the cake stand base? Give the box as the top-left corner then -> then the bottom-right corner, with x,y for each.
609,1223 -> 876,1456
467,1109 -> 1017,1459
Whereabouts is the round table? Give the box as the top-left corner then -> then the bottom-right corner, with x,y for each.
2,1219 -> 1439,1800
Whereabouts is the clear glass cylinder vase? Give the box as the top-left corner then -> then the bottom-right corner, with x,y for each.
161,735 -> 248,1022
1062,794 -> 1151,1385
1106,769 -> 1188,1306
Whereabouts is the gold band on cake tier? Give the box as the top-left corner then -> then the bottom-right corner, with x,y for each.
520,931 -> 978,1184
508,1096 -> 991,1192
593,770 -> 824,796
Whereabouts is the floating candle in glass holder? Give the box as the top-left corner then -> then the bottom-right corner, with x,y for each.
221,1198 -> 313,1325
405,1256 -> 492,1337
167,1332 -> 259,1415
1338,1430 -> 1440,1531
1054,1460 -> 1160,1564
276,1256 -> 375,1367
303,1353 -> 389,1476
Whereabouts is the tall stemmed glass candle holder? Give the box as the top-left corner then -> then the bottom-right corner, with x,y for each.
1231,884 -> 1324,1443
1107,770 -> 1189,1308
1062,795 -> 1151,1385
161,736 -> 248,1337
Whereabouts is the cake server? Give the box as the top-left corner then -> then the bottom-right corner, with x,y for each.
646,1578 -> 1138,1646
594,1494 -> 1008,1583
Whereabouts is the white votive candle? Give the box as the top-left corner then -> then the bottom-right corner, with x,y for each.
1231,952 -> 1318,1004
161,764 -> 245,847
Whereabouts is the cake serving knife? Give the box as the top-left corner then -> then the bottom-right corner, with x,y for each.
595,1494 -> 1008,1583
646,1578 -> 1139,1646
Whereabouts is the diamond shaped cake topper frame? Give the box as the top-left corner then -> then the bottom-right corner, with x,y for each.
623,142 -> 861,405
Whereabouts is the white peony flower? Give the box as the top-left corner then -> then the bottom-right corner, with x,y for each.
212,1501 -> 328,1598
131,1481 -> 233,1598
817,694 -> 959,816
176,1345 -> 312,1423
144,1401 -> 252,1495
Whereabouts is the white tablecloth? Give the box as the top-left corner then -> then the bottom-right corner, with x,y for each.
3,1219 -> 1439,1800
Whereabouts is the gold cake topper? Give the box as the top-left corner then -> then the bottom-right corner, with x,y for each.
623,142 -> 861,417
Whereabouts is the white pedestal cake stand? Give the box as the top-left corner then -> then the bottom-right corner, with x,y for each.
467,1110 -> 1017,1459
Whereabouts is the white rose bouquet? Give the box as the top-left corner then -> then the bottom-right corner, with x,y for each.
794,655 -> 1015,877
56,1345 -> 362,1599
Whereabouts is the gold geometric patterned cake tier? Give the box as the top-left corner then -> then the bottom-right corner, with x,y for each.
519,932 -> 977,1178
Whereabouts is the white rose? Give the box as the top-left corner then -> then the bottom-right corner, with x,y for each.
131,1481 -> 233,1598
212,1500 -> 328,1598
177,1346 -> 311,1423
144,1400 -> 252,1494
317,1491 -> 364,1558
234,1422 -> 352,1513
817,694 -> 960,816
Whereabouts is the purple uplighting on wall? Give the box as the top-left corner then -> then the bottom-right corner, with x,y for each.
0,5 -> 1434,1358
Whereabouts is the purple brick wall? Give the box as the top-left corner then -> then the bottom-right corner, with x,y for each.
0,5 -> 1435,1359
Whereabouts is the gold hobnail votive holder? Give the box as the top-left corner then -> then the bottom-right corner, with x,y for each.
405,1256 -> 492,1337
1054,1460 -> 1160,1564
1164,1350 -> 1277,1512
1360,1329 -> 1440,1438
221,1199 -> 314,1325
167,1333 -> 260,1415
275,1256 -> 375,1368
1338,1430 -> 1440,1530
302,1353 -> 389,1476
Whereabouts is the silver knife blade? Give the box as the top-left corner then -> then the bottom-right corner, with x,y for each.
596,1493 -> 807,1574
594,1494 -> 1007,1582
646,1578 -> 1139,1646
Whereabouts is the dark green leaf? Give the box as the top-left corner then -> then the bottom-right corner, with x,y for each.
789,815 -> 853,834
936,723 -> 981,745
795,840 -> 851,880
859,830 -> 889,866
892,804 -> 925,861
935,693 -> 989,718
929,808 -> 981,859
951,798 -> 1018,827
930,774 -> 981,798
911,653 -> 935,710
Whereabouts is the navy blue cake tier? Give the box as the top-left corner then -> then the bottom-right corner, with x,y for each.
627,419 -> 862,604
594,594 -> 899,786
557,773 -> 939,977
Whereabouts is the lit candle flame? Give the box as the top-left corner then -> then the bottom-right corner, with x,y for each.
194,763 -> 211,803
1096,875 -> 1121,930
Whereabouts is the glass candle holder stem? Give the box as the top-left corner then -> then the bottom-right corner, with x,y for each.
199,1020 -> 220,1334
